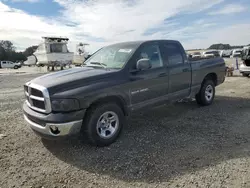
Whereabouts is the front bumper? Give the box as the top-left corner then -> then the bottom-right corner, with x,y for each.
23,102 -> 86,139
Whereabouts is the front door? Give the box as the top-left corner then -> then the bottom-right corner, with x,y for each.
8,61 -> 14,68
127,41 -> 169,110
160,42 -> 192,100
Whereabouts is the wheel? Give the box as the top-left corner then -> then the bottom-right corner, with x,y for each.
195,80 -> 215,106
14,65 -> 18,69
242,73 -> 249,77
82,103 -> 125,147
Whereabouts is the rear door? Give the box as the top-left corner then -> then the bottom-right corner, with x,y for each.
160,42 -> 191,100
128,41 -> 169,110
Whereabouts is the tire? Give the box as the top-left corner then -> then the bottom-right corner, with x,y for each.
14,65 -> 18,69
195,79 -> 215,106
242,73 -> 249,77
82,103 -> 125,147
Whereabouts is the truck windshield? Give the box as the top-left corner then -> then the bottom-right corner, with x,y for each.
84,43 -> 137,69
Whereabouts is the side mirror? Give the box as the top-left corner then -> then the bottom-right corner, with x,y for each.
136,58 -> 151,70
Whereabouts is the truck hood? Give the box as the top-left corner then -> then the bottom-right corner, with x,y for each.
30,67 -> 118,90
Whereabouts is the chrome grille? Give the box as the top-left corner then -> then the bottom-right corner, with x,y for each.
24,82 -> 51,114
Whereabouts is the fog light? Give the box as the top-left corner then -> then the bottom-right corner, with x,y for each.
49,125 -> 60,135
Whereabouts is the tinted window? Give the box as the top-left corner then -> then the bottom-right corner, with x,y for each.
2,61 -> 6,64
133,44 -> 163,69
50,44 -> 63,53
163,44 -> 183,65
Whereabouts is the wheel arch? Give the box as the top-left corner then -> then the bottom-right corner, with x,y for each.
86,95 -> 129,116
203,73 -> 218,86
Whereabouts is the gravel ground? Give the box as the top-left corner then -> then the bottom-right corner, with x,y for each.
1,73 -> 250,188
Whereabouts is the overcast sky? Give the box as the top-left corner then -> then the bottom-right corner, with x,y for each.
0,0 -> 250,52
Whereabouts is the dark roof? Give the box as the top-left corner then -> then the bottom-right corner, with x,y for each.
106,39 -> 179,47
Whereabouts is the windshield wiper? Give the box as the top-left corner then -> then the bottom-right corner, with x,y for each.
88,62 -> 107,68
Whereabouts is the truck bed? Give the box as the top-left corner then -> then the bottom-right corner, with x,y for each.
190,57 -> 225,92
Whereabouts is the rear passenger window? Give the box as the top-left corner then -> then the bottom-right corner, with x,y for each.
2,61 -> 6,64
163,44 -> 183,65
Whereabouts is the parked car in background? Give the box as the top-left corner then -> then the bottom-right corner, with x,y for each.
16,62 -> 22,68
0,61 -> 20,69
212,51 -> 220,57
220,50 -> 232,57
240,46 -> 250,77
203,51 -> 214,58
230,49 -> 242,58
186,53 -> 192,58
203,50 -> 220,58
23,39 -> 226,146
191,52 -> 202,58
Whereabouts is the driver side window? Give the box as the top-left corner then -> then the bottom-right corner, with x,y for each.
132,44 -> 163,70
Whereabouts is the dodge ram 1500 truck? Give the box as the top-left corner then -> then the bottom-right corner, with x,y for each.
23,40 -> 226,146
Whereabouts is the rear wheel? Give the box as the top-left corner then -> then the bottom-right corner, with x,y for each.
82,103 -> 125,147
242,73 -> 249,77
195,80 -> 215,106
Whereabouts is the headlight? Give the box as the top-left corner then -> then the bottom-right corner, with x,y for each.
51,99 -> 80,112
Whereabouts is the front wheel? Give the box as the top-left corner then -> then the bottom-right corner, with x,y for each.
242,73 -> 249,77
195,80 -> 215,106
14,65 -> 18,69
82,103 -> 125,147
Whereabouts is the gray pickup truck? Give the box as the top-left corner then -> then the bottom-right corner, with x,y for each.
23,40 -> 226,146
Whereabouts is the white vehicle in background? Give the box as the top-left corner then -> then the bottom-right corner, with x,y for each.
34,36 -> 74,68
239,46 -> 250,77
203,51 -> 214,58
230,49 -> 242,58
203,50 -> 220,58
220,50 -> 232,57
191,52 -> 202,58
0,61 -> 20,69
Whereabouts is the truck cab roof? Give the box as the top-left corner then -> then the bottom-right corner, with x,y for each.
106,40 -> 180,47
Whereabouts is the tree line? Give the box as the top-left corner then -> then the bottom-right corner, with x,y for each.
0,40 -> 38,62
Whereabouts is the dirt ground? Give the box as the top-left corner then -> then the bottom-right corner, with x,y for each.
1,73 -> 250,188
